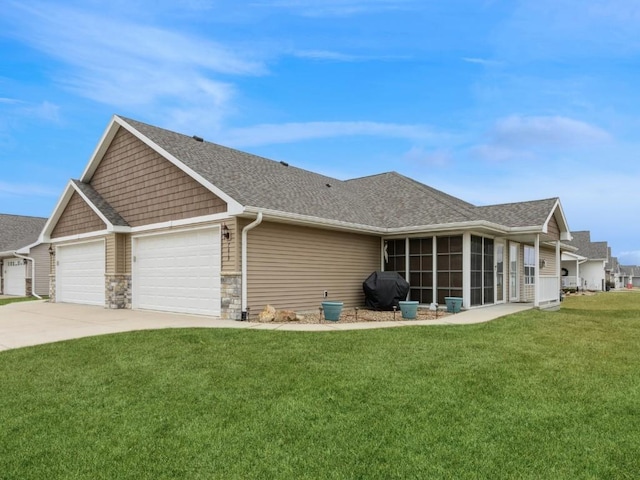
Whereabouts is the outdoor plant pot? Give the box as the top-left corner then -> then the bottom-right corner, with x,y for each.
398,300 -> 419,319
321,301 -> 343,321
445,297 -> 463,314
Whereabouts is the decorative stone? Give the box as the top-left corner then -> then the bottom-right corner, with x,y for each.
275,310 -> 297,322
259,304 -> 276,322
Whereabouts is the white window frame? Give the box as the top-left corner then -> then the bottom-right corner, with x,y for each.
524,245 -> 536,285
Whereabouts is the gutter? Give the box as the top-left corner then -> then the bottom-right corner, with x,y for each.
240,211 -> 263,320
241,206 -> 516,237
12,252 -> 42,299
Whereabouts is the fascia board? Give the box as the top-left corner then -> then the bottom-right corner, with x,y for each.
47,230 -> 111,244
241,207 -> 511,236
129,212 -> 235,234
39,182 -> 75,243
542,198 -> 572,240
113,116 -> 244,215
80,115 -> 121,181
241,206 -> 387,234
70,182 -> 114,231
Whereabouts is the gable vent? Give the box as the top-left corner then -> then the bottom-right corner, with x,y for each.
192,135 -> 204,142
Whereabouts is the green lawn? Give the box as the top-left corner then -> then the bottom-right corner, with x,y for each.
1,293 -> 639,479
0,296 -> 43,306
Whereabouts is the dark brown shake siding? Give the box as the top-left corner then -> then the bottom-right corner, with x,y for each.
51,191 -> 106,238
89,127 -> 227,227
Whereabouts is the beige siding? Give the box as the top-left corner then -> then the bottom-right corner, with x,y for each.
540,246 -> 557,275
519,244 -> 535,302
90,127 -> 227,227
105,233 -> 131,275
547,215 -> 561,240
246,221 -> 380,313
220,218 -> 239,273
30,243 -> 51,296
51,192 -> 106,238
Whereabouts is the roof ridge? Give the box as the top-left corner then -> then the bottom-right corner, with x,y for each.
476,197 -> 559,209
385,172 -> 478,219
118,115 -> 346,185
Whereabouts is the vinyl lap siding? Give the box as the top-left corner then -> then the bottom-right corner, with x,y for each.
51,192 -> 106,238
546,215 -> 561,240
90,128 -> 227,227
30,243 -> 50,296
246,222 -> 380,313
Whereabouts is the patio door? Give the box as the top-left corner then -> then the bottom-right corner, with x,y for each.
509,242 -> 519,302
495,241 -> 505,303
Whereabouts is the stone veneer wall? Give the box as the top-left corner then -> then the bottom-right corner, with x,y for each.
25,278 -> 32,297
49,274 -> 56,302
106,274 -> 132,309
221,272 -> 241,320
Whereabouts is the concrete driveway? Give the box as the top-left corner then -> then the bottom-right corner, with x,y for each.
0,300 -> 532,351
0,301 -> 249,351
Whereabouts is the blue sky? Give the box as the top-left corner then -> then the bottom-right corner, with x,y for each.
1,0 -> 639,263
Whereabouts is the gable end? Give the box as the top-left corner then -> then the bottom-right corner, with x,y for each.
51,191 -> 107,239
88,127 -> 227,227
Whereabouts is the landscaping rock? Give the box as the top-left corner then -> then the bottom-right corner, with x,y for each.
258,304 -> 276,322
275,310 -> 297,322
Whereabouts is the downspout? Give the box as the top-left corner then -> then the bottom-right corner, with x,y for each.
13,253 -> 42,299
534,234 -> 540,308
241,211 -> 263,320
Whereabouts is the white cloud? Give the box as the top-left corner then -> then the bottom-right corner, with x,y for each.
4,2 -> 264,125
403,146 -> 452,166
491,115 -> 611,148
462,57 -> 503,67
469,143 -> 536,163
221,121 -> 442,147
0,181 -> 59,198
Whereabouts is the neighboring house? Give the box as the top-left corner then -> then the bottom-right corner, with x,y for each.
605,249 -> 623,289
620,265 -> 640,288
40,115 -> 573,319
562,231 -> 608,291
0,214 -> 49,297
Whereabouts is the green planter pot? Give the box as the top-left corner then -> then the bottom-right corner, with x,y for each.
398,300 -> 419,319
322,301 -> 343,321
445,297 -> 463,313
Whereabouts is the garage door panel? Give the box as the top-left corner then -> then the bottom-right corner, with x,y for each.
133,228 -> 221,316
4,260 -> 26,296
57,241 -> 105,306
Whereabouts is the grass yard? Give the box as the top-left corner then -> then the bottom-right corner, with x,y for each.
1,293 -> 639,479
0,296 -> 43,306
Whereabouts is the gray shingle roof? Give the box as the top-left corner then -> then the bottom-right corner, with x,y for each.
566,231 -> 608,260
72,180 -> 129,227
475,198 -> 559,228
115,116 -> 562,231
621,265 -> 640,276
0,214 -> 47,252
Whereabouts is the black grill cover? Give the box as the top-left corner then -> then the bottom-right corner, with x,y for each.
363,271 -> 410,310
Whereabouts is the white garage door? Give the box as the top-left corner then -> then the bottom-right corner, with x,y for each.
133,228 -> 221,316
4,259 -> 26,296
56,240 -> 105,306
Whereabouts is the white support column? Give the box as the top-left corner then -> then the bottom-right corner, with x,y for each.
556,240 -> 561,301
432,236 -> 438,305
405,237 -> 410,281
463,232 -> 471,309
534,234 -> 540,307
